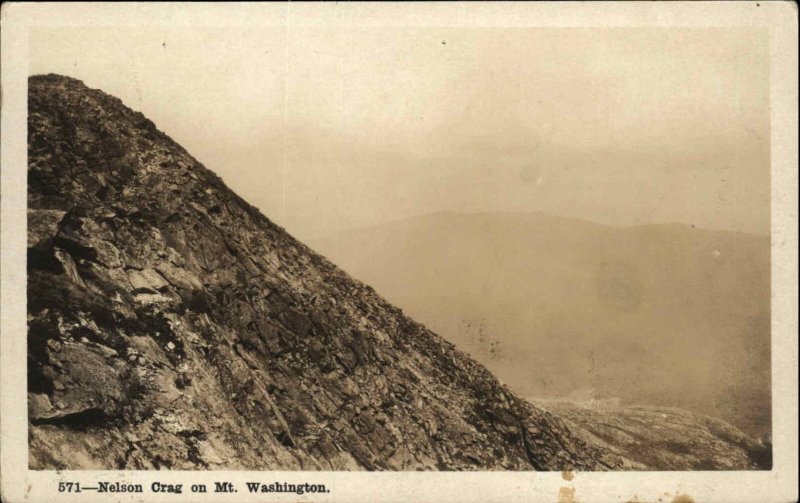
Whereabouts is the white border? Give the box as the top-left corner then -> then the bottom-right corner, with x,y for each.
2,3 -> 797,502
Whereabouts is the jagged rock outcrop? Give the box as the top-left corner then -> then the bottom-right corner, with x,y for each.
27,74 -> 627,470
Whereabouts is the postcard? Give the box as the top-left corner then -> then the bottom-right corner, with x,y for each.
1,2 -> 797,502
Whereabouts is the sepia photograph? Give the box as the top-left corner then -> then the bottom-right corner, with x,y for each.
1,2 -> 797,503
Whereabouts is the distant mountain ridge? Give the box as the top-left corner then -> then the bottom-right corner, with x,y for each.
317,210 -> 769,243
311,211 -> 771,441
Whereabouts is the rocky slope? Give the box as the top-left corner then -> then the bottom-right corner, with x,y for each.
530,400 -> 771,470
311,212 -> 771,440
27,74 -> 628,471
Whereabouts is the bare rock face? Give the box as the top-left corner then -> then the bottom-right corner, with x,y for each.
27,74 -> 625,471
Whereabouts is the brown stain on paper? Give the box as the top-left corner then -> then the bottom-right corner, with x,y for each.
558,486 -> 577,503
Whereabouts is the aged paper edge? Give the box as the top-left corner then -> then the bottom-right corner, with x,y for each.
1,2 -> 797,503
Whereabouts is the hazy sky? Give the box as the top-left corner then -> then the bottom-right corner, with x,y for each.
30,26 -> 769,240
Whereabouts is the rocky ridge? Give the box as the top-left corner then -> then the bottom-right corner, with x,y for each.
27,74 -> 625,470
532,400 -> 771,470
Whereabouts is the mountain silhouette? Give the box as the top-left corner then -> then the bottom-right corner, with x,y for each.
311,211 -> 771,441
